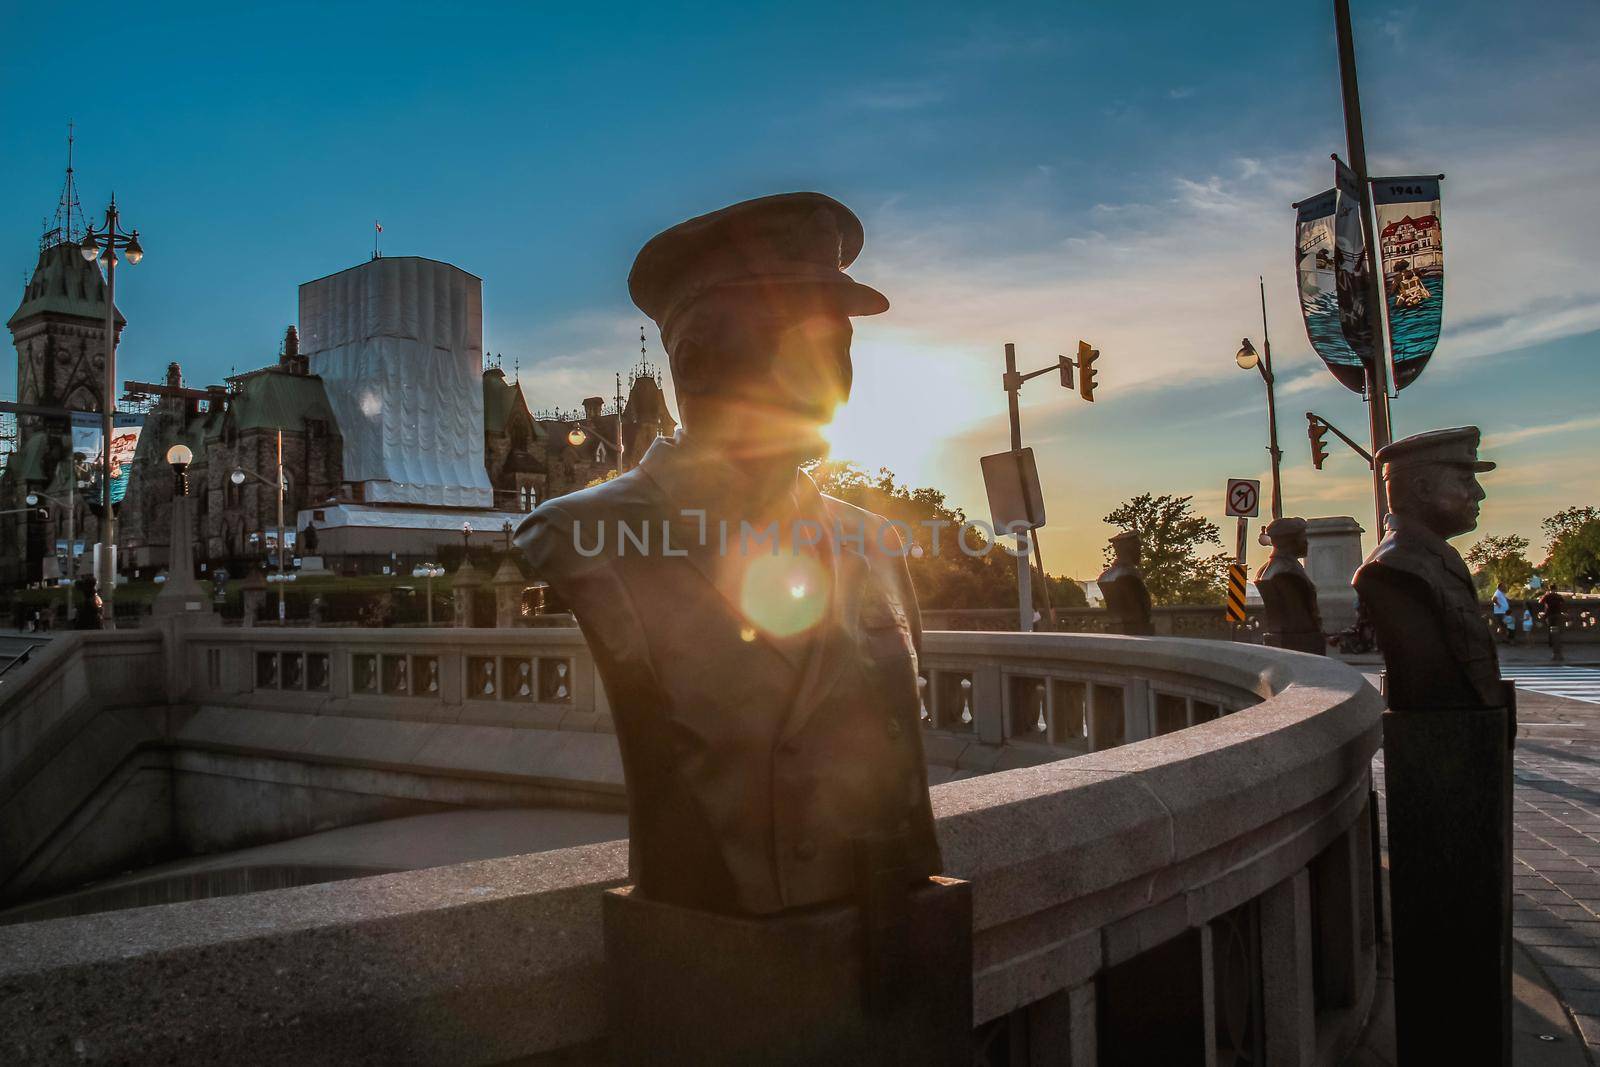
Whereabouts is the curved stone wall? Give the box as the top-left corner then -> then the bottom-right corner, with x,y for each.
0,631 -> 1382,1065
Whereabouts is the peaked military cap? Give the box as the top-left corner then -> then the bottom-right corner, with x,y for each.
1375,426 -> 1496,476
628,192 -> 890,332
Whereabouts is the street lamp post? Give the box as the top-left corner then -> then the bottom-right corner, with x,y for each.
412,563 -> 445,625
78,199 -> 143,628
231,429 -> 293,622
1236,281 -> 1283,523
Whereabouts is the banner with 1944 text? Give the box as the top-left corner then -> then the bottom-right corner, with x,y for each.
1371,175 -> 1444,391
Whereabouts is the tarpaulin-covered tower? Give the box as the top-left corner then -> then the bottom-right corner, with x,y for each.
299,256 -> 495,509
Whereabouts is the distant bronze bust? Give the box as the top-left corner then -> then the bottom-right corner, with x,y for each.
1353,427 -> 1502,709
1257,517 -> 1325,655
515,193 -> 940,916
1098,530 -> 1153,636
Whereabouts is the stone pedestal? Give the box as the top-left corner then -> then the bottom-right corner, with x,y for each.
152,495 -> 215,620
490,556 -> 525,628
603,877 -> 972,1065
1382,684 -> 1515,1066
1303,517 -> 1364,633
240,570 -> 267,628
452,559 -> 483,628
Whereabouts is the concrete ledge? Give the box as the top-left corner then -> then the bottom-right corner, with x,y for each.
0,631 -> 1382,1065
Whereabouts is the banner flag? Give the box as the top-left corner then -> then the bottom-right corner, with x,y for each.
1294,188 -> 1366,393
109,414 -> 142,505
1372,175 -> 1443,390
1333,157 -> 1380,368
72,413 -> 143,505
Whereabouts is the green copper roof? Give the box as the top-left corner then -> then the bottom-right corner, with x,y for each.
7,243 -> 125,331
229,369 -> 337,432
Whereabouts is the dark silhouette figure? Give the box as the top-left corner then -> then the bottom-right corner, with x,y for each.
1540,586 -> 1567,663
72,576 -> 103,630
1256,517 -> 1326,654
1097,530 -> 1154,636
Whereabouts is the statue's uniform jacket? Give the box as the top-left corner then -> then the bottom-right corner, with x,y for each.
1097,563 -> 1153,636
1256,555 -> 1324,647
515,437 -> 942,915
1354,513 -> 1502,710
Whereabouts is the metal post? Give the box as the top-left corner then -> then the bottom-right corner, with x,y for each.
1003,343 -> 1032,632
1259,279 -> 1283,522
426,572 -> 435,626
1335,0 -> 1394,530
98,206 -> 118,629
63,475 -> 75,625
276,428 -> 286,623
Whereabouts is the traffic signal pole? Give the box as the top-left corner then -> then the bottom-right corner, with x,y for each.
999,342 -> 1099,632
1003,344 -> 1034,632
1335,0 -> 1394,530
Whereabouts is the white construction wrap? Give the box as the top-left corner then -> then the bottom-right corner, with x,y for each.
299,257 -> 494,507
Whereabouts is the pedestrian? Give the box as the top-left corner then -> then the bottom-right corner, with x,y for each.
1491,582 -> 1510,642
1539,584 -> 1567,663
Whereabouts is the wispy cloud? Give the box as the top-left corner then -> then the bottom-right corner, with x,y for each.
1168,86 -> 1195,100
1484,414 -> 1600,450
842,80 -> 945,112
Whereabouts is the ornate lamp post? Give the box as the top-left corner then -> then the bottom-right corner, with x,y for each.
232,429 -> 293,622
411,563 -> 445,625
78,199 -> 143,627
1235,279 -> 1283,523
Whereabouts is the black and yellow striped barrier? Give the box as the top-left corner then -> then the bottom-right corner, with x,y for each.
1225,563 -> 1248,624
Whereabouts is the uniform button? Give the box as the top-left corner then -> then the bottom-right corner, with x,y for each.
886,718 -> 903,739
795,839 -> 818,861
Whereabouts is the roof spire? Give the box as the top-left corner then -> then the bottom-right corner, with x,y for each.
41,121 -> 85,252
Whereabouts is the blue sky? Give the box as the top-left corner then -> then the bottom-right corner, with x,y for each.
3,1 -> 1597,575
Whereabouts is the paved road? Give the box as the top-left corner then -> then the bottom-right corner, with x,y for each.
1506,665 -> 1600,706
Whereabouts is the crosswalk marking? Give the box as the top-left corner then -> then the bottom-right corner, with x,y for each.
1501,666 -> 1600,706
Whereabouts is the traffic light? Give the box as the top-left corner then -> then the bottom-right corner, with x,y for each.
1057,353 -> 1074,389
1077,341 -> 1099,402
1308,413 -> 1330,470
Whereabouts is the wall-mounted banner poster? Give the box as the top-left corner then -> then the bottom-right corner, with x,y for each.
1294,188 -> 1366,393
1372,175 -> 1444,390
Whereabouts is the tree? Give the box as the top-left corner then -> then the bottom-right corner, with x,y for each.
1541,506 -> 1600,591
808,460 -> 1087,612
1102,493 -> 1230,605
1464,534 -> 1534,595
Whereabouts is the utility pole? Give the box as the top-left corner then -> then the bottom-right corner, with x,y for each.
1259,279 -> 1283,522
1335,0 -> 1394,530
1003,343 -> 1033,631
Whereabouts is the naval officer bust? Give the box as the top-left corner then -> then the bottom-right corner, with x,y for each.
515,193 -> 941,916
1353,427 -> 1501,710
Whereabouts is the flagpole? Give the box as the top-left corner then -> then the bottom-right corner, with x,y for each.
1334,0 -> 1393,530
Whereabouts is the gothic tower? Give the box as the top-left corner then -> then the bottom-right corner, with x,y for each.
0,131 -> 123,585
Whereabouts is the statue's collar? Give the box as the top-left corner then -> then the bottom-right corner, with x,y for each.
1385,512 -> 1455,559
638,431 -> 821,519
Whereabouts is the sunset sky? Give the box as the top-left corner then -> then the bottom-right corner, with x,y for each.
3,1 -> 1596,577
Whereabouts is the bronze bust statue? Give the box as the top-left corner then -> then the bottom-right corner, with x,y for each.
1353,427 -> 1501,709
515,193 -> 941,916
1256,517 -> 1325,655
1098,530 -> 1153,635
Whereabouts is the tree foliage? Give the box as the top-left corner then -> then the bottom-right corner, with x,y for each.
1101,493 -> 1230,605
1464,534 -> 1534,595
808,461 -> 1087,611
1541,506 -> 1600,591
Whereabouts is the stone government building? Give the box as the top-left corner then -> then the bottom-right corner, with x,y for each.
1,237 -> 675,585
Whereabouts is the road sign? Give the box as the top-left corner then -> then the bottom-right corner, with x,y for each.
980,448 -> 1046,532
1225,563 -> 1248,623
1225,478 -> 1261,518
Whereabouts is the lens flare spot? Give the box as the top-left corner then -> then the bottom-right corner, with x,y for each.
739,554 -> 828,638
740,626 -> 757,643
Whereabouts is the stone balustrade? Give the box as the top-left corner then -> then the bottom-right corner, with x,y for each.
0,629 -> 1382,1065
